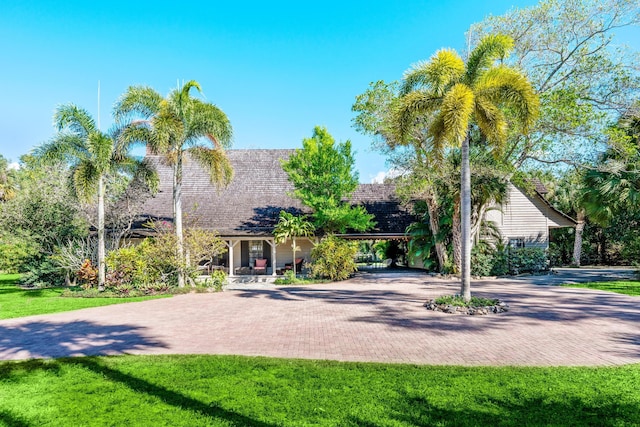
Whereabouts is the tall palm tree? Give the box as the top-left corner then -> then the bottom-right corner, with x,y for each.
115,81 -> 233,287
34,105 -> 157,290
394,34 -> 539,301
273,211 -> 315,277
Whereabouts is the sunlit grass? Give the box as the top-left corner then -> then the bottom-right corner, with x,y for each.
561,280 -> 640,296
0,274 -> 168,320
0,355 -> 638,426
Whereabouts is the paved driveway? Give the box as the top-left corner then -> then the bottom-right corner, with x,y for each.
1,269 -> 638,366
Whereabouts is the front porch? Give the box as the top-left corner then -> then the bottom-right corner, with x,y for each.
222,236 -> 313,278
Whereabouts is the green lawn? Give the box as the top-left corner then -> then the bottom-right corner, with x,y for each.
562,280 -> 640,296
0,274 -> 168,320
0,355 -> 638,426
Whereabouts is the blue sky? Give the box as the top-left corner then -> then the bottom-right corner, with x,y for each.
0,1 -> 636,181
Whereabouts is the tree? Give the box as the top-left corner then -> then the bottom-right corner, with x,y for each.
273,211 -> 315,277
34,105 -> 157,290
0,157 -> 87,282
115,81 -> 233,287
394,34 -> 539,301
0,155 -> 17,202
469,0 -> 640,169
281,126 -> 375,234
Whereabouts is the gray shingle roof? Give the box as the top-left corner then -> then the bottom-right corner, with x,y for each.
137,149 -> 414,237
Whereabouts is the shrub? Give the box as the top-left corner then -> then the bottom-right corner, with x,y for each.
199,270 -> 227,292
435,294 -> 499,307
76,259 -> 98,289
470,245 -> 548,276
310,235 -> 357,281
508,247 -> 549,274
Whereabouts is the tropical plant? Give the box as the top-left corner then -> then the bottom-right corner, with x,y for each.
394,34 -> 539,300
310,235 -> 358,281
281,126 -> 375,234
273,211 -> 315,277
34,105 -> 157,290
115,80 -> 233,287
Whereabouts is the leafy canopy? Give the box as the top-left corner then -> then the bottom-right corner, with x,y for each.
281,126 -> 375,234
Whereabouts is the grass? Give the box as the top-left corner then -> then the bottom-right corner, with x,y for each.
561,280 -> 640,296
0,274 -> 169,320
0,355 -> 638,426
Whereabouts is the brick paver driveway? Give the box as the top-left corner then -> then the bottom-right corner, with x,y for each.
1,270 -> 638,365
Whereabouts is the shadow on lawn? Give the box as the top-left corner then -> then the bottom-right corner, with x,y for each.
0,320 -> 167,360
389,391 -> 639,427
0,409 -> 30,427
0,357 -> 278,427
73,358 -> 278,427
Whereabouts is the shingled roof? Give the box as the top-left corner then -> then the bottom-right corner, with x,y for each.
136,149 -> 414,237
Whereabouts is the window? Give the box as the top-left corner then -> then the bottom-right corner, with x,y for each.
249,240 -> 264,266
508,238 -> 525,249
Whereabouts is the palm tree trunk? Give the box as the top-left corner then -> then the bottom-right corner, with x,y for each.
460,134 -> 472,301
174,152 -> 185,287
292,237 -> 297,277
452,198 -> 462,274
572,210 -> 586,267
97,175 -> 106,291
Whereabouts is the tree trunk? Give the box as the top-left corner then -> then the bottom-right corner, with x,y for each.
97,175 -> 106,291
174,152 -> 185,287
425,196 -> 448,272
452,198 -> 462,274
572,210 -> 586,267
460,134 -> 472,301
292,237 -> 297,277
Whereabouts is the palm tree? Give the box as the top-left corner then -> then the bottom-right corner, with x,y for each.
34,105 -> 157,290
394,34 -> 539,301
273,211 -> 315,277
115,81 -> 233,287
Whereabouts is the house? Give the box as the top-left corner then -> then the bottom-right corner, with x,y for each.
484,182 -> 576,249
132,149 -> 575,275
133,149 -> 414,276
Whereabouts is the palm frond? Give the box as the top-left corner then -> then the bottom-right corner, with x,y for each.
402,50 -> 465,96
392,91 -> 440,144
474,96 -> 508,149
116,121 -> 159,155
475,65 -> 539,132
185,100 -> 233,148
465,34 -> 513,84
427,112 -> 447,157
114,86 -> 163,121
87,132 -> 115,172
33,135 -> 87,164
54,104 -> 96,136
118,157 -> 160,195
188,146 -> 234,188
72,160 -> 100,201
152,110 -> 184,153
440,83 -> 474,145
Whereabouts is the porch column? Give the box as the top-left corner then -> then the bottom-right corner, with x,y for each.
265,239 -> 277,276
228,240 -> 239,277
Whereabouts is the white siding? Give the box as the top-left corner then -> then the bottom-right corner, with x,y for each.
486,184 -> 553,249
275,239 -> 314,268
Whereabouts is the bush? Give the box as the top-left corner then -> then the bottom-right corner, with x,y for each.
199,270 -> 227,292
471,245 -> 549,276
310,235 -> 357,281
76,259 -> 98,289
508,247 -> 549,275
434,294 -> 499,307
